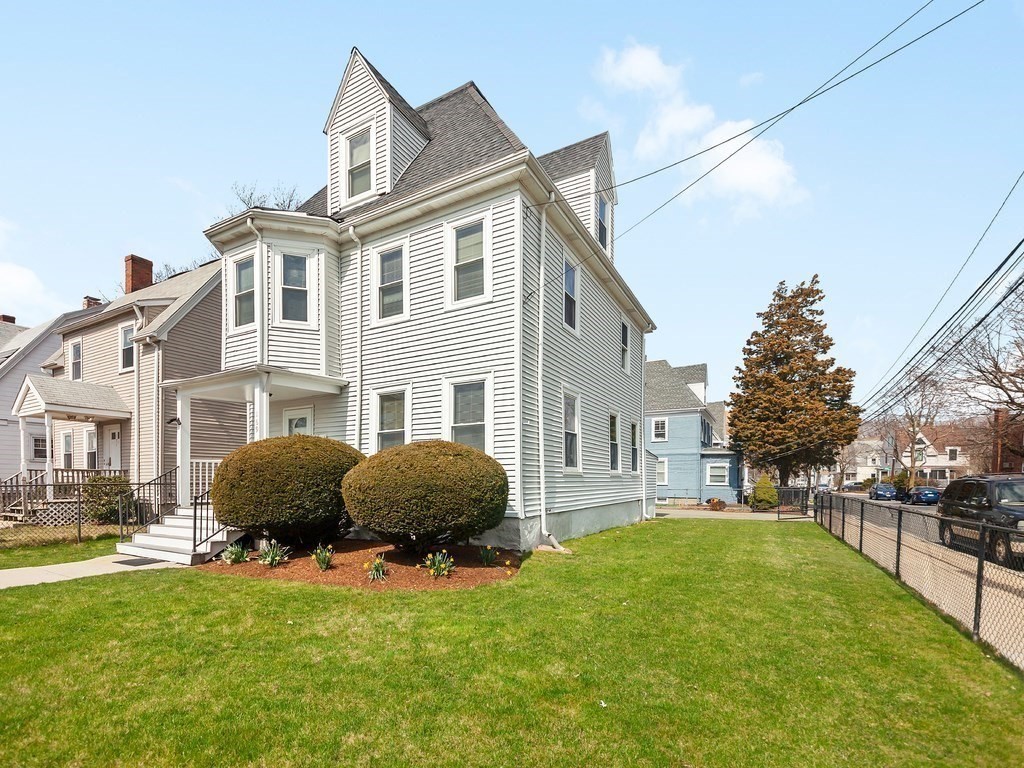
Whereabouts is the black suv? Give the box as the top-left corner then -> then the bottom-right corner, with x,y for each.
937,475 -> 1024,567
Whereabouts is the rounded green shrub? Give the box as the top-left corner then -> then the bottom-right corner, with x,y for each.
211,435 -> 364,545
83,474 -> 132,524
342,440 -> 509,551
749,475 -> 779,510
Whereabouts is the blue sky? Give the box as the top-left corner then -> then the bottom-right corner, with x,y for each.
1,1 -> 1022,402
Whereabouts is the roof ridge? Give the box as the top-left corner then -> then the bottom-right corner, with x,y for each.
354,48 -> 430,139
537,131 -> 609,160
465,83 -> 525,152
415,80 -> 477,112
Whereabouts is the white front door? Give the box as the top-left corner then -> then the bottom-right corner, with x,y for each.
103,425 -> 122,471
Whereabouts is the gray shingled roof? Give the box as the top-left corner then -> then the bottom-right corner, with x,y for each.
707,400 -> 727,439
0,321 -> 27,350
645,360 -> 707,411
0,306 -> 101,376
358,51 -> 430,139
537,132 -> 609,181
299,82 -> 526,219
23,374 -> 130,415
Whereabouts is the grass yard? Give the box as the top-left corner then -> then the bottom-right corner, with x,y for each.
0,534 -> 117,570
1,520 -> 1021,767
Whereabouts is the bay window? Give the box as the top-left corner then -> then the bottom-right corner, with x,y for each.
234,257 -> 255,328
281,254 -> 308,323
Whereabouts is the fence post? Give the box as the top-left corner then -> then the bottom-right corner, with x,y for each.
858,500 -> 865,553
828,495 -> 834,533
76,484 -> 82,543
895,508 -> 904,579
841,500 -> 846,542
973,525 -> 986,641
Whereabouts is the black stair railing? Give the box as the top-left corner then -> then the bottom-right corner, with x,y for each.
192,489 -> 226,552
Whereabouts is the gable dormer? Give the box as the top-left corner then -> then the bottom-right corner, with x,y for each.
324,48 -> 430,217
538,132 -> 617,261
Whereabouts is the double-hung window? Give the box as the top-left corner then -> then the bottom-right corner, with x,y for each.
620,320 -> 629,371
376,244 -> 406,321
234,257 -> 255,328
609,413 -> 619,472
33,437 -> 47,461
657,458 -> 668,486
61,433 -> 72,468
630,422 -> 639,472
376,390 -> 407,451
86,430 -> 97,470
119,324 -> 134,372
652,418 -> 667,441
450,380 -> 487,452
281,254 -> 308,323
454,221 -> 485,301
70,341 -> 83,381
563,391 -> 580,470
347,128 -> 372,198
563,260 -> 578,331
707,463 -> 729,486
597,195 -> 608,247
948,447 -> 959,462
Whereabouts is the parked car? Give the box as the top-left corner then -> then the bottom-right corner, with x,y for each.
840,482 -> 863,493
817,483 -> 832,495
906,486 -> 941,505
869,483 -> 897,501
937,475 -> 1024,567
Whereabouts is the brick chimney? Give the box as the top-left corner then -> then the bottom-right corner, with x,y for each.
0,314 -> 15,324
124,254 -> 153,294
82,296 -> 103,309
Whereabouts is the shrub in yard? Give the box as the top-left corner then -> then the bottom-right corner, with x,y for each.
211,435 -> 364,545
749,475 -> 779,510
82,475 -> 132,525
342,440 -> 509,552
862,477 -> 876,491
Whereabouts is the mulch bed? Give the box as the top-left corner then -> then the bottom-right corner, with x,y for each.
196,539 -> 521,591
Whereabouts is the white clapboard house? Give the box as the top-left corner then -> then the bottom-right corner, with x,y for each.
118,48 -> 655,561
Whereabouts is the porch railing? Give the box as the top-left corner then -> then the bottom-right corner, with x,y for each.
53,468 -> 123,485
119,468 -> 179,541
1,471 -> 47,518
190,460 -> 221,501
192,489 -> 226,551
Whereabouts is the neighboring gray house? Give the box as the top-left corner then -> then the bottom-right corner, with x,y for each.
644,360 -> 743,504
10,255 -> 246,491
127,47 -> 654,562
0,305 -> 103,480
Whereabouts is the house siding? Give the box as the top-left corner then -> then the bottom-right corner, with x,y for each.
0,334 -> 61,478
390,103 -> 427,188
594,146 -> 615,261
646,411 -> 703,500
553,170 -> 592,235
222,245 -> 259,369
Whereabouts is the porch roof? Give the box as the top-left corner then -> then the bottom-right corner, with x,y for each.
12,375 -> 132,420
162,364 -> 347,403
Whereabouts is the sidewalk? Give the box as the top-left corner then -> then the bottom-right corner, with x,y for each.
655,509 -> 812,521
0,554 -> 183,590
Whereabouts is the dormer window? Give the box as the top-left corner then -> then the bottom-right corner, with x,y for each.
347,128 -> 372,199
597,195 -> 608,247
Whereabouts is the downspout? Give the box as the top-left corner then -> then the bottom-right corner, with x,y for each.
347,225 -> 364,452
536,191 -> 563,550
132,306 -> 143,483
246,217 -> 266,365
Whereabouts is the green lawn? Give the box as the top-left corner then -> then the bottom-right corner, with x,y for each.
0,520 -> 1021,767
0,534 -> 117,570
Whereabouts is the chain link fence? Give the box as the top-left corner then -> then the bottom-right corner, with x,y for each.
815,494 -> 1024,671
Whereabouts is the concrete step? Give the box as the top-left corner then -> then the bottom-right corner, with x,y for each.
116,541 -> 206,566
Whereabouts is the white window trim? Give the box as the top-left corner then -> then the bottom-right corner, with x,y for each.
227,252 -> 257,335
562,386 -> 582,474
619,315 -> 631,374
706,462 -> 730,486
31,435 -> 48,462
69,337 -> 83,381
608,409 -> 621,475
947,446 -> 961,462
369,384 -> 412,454
443,208 -> 493,311
441,372 -> 493,455
652,417 -> 668,442
370,236 -> 411,326
60,431 -> 73,469
118,322 -> 135,374
272,246 -> 319,330
562,258 -> 581,336
282,405 -> 314,437
85,427 -> 98,471
343,122 -> 376,206
657,458 -> 668,486
596,193 -> 609,248
630,421 -> 640,474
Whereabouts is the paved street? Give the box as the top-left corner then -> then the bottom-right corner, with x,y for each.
823,495 -> 1024,670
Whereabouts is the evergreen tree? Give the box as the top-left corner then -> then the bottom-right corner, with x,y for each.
729,275 -> 860,485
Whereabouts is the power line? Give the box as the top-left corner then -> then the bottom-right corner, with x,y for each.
859,166 -> 1024,404
614,0 -> 986,241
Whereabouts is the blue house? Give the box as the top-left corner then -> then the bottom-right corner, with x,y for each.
644,360 -> 743,504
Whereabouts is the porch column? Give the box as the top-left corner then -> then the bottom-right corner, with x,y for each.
176,392 -> 191,505
253,375 -> 271,441
43,413 -> 54,501
18,416 -> 27,476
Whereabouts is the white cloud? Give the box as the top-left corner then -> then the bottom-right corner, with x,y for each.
0,218 -> 68,325
596,42 -> 681,94
739,71 -> 764,88
593,42 -> 804,217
